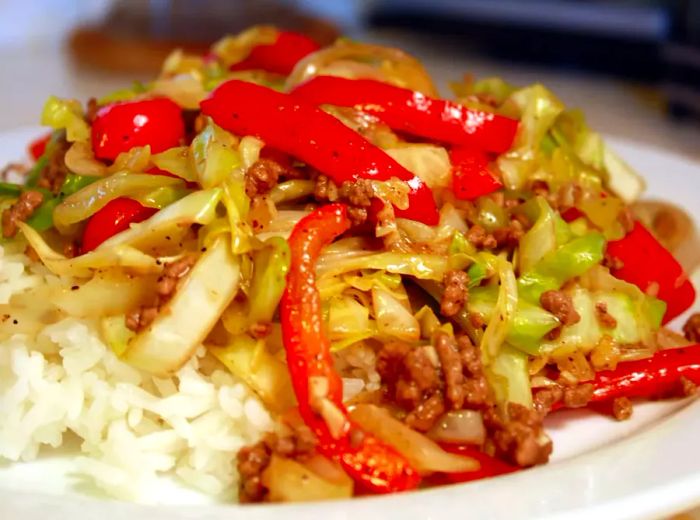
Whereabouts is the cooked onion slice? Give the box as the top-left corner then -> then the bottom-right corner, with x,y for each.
349,404 -> 478,475
124,238 -> 240,375
18,222 -> 161,278
427,410 -> 485,445
262,454 -> 353,503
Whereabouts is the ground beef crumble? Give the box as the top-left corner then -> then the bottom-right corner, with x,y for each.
683,313 -> 700,343
377,333 -> 490,432
595,302 -> 618,329
540,290 -> 580,326
125,255 -> 196,331
612,397 -> 633,421
533,382 -> 594,414
440,270 -> 470,318
314,174 -> 373,226
237,425 -> 317,503
37,137 -> 70,194
1,190 -> 43,238
245,158 -> 283,198
483,403 -> 553,467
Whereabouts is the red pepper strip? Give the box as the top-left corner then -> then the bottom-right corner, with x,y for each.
552,344 -> 700,412
426,445 -> 518,486
81,198 -> 157,253
606,221 -> 696,323
28,132 -> 51,160
449,147 -> 502,200
280,203 -> 420,493
200,80 -> 438,225
230,31 -> 320,75
291,76 -> 519,154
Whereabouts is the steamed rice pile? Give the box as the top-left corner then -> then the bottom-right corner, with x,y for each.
0,244 -> 272,502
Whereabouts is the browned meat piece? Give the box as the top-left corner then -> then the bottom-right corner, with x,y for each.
440,270 -> 469,318
346,206 -> 368,227
681,376 -> 697,397
2,190 -> 44,238
466,224 -> 497,249
37,138 -> 70,193
469,312 -> 486,329
533,386 -> 565,415
595,302 -> 618,329
338,179 -> 373,208
405,394 -> 446,432
24,245 -> 39,263
237,425 -> 317,503
126,256 -> 195,332
612,397 -> 633,421
485,403 -> 553,467
377,341 -> 442,430
377,333 -> 490,432
405,347 -> 441,392
376,341 -> 412,385
562,382 -> 594,408
85,97 -> 99,122
313,174 -> 339,202
125,305 -> 159,332
237,441 -> 272,503
492,218 -> 525,249
157,255 -> 196,298
245,158 -> 284,198
434,331 -> 465,409
683,313 -> 700,343
540,290 -> 581,326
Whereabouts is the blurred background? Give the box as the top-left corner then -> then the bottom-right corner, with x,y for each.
0,0 -> 698,159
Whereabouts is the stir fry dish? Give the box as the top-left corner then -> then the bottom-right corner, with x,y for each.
1,26 -> 700,504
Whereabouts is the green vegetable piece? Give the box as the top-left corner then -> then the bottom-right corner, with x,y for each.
60,174 -> 101,196
25,196 -> 60,231
248,236 -> 291,325
0,182 -> 22,197
467,262 -> 487,288
485,344 -> 532,409
645,296 -> 666,330
469,286 -> 558,355
519,232 -> 605,302
41,95 -> 90,142
448,231 -> 475,255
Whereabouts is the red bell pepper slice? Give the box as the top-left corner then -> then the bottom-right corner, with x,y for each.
81,198 -> 157,253
91,98 -> 185,161
552,344 -> 700,411
200,79 -> 439,225
291,76 -> 519,154
606,221 -> 695,323
230,30 -> 320,76
28,132 -> 52,161
280,203 -> 420,493
450,147 -> 502,200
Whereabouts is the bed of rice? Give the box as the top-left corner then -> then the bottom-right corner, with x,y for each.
0,244 -> 273,502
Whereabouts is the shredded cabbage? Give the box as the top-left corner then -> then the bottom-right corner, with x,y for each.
52,172 -> 183,234
41,95 -> 90,142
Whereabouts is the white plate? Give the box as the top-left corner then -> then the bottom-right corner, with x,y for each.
1,126 -> 699,520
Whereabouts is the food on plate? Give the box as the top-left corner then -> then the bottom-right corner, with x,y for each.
0,25 -> 698,504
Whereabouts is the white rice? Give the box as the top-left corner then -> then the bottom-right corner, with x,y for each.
0,244 -> 272,502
